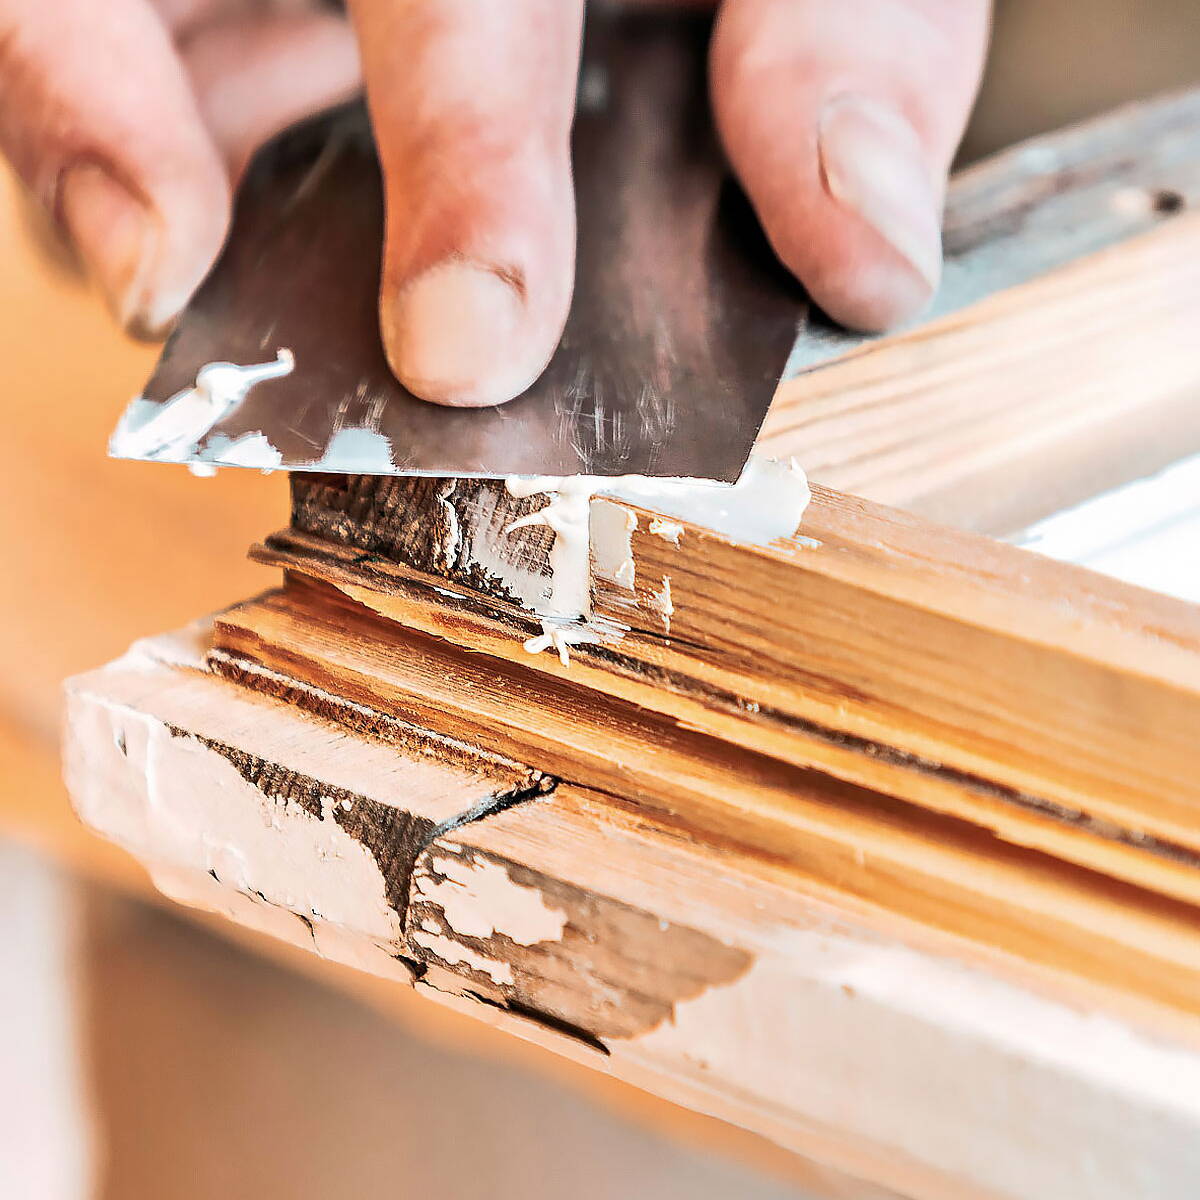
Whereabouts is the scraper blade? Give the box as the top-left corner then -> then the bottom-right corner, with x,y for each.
110,10 -> 805,483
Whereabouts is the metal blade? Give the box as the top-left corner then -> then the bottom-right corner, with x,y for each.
111,9 -> 805,483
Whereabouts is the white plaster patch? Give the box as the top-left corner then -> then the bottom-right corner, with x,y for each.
463,520 -> 556,611
521,616 -> 627,667
610,457 -> 811,543
504,457 -> 810,626
591,502 -> 639,589
505,476 -> 596,618
414,851 -> 566,946
651,575 -> 674,634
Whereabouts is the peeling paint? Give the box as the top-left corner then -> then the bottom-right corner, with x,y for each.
405,847 -> 754,1041
411,929 -> 515,986
413,851 -> 567,946
592,502 -> 639,590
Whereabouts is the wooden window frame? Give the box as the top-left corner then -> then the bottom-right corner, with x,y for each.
65,90 -> 1200,1200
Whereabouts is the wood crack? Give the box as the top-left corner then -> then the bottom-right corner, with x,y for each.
164,723 -> 556,931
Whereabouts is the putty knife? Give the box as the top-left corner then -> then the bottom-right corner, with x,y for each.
109,10 -> 805,483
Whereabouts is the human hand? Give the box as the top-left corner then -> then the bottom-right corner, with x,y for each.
0,0 -> 990,407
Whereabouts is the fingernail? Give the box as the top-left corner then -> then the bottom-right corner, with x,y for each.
387,262 -> 538,407
59,163 -> 169,337
819,94 -> 943,303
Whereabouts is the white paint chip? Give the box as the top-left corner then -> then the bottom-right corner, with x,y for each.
410,930 -> 515,986
414,851 -> 566,947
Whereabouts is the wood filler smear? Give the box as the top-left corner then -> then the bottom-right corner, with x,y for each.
504,459 -> 810,665
109,350 -> 294,474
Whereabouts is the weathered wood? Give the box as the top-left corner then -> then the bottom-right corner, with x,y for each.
54,87 -> 1200,1200
63,628 -> 1200,1200
209,577 -> 1200,1022
265,475 -> 1200,904
0,724 -> 829,1200
762,89 -> 1200,533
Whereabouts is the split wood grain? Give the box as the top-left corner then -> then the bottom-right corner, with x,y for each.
263,474 -> 1200,905
762,87 -> 1200,533
0,728 -> 830,1200
210,580 -> 1200,1024
62,630 -> 1200,1200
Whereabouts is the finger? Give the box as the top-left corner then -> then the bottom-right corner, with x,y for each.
711,0 -> 990,331
178,7 -> 361,181
346,0 -> 584,407
0,0 -> 229,336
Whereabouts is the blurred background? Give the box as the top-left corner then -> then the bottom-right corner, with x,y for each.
1,1 -> 1198,1196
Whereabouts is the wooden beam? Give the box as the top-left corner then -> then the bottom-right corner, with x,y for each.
209,576 -> 1200,1020
0,726 -> 834,1200
760,88 -> 1200,533
258,474 -> 1200,908
56,88 -> 1200,1200
63,627 -> 1200,1200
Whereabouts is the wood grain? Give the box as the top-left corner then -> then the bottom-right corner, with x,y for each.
208,578 -> 1200,1025
63,628 -> 1200,1200
761,89 -> 1200,533
263,475 -> 1200,907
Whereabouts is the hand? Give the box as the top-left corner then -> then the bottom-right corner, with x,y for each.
0,0 -> 990,407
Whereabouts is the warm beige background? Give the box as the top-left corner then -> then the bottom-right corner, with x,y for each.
0,2 -> 1197,1197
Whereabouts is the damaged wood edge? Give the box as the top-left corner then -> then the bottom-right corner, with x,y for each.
199,647 -> 762,1050
201,641 -> 538,783
172,723 -> 558,934
63,633 -> 1200,1200
405,832 -> 752,1046
214,582 -> 1200,892
204,593 -> 1200,1023
68,634 -> 751,1057
62,629 -> 552,975
243,516 -> 1200,907
162,721 -> 638,1059
289,474 -> 554,612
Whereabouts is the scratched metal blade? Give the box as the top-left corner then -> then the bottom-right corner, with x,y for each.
116,10 -> 804,482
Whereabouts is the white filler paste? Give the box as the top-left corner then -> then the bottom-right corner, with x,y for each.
109,349 -> 294,469
505,458 -> 810,664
